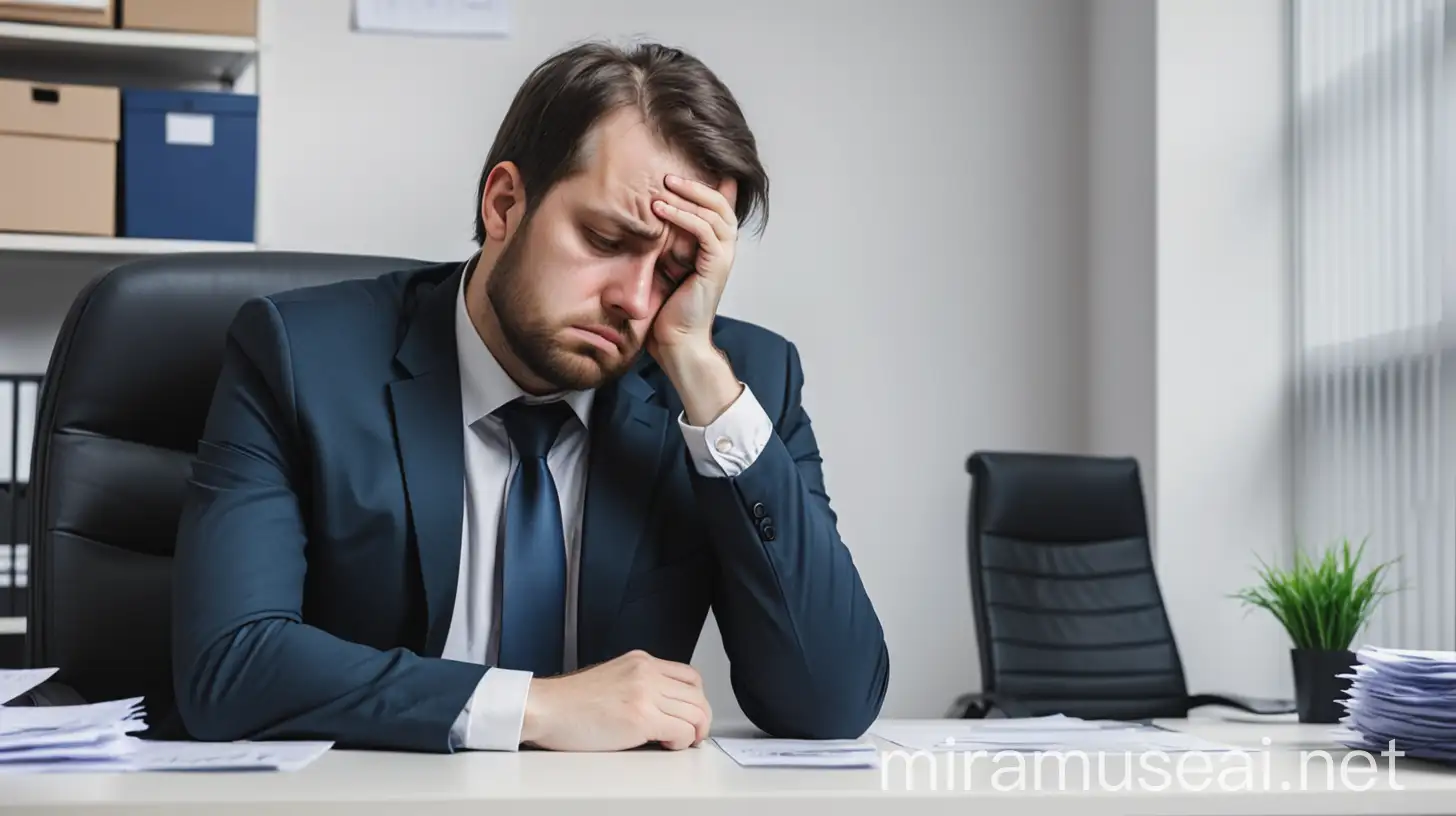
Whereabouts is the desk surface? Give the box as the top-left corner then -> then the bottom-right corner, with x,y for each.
4,718 -> 1454,816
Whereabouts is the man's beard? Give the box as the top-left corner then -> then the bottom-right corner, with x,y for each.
485,217 -> 641,391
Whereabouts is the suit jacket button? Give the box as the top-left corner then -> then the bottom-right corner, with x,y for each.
752,502 -> 767,519
760,523 -> 776,542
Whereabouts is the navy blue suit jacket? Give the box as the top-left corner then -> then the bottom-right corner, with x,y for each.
170,260 -> 889,752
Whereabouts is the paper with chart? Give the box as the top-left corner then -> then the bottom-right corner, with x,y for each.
712,737 -> 879,768
0,668 -> 333,772
353,0 -> 509,37
871,716 -> 1241,753
121,739 -> 334,772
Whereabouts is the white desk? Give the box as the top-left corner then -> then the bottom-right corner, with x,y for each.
4,718 -> 1455,816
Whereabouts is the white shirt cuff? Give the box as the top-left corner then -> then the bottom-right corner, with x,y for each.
679,383 -> 773,478
450,667 -> 532,751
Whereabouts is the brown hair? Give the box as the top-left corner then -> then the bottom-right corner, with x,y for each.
473,40 -> 769,244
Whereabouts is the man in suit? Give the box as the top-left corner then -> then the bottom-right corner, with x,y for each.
171,40 -> 889,753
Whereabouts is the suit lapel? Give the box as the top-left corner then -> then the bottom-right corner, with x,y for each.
387,265 -> 465,658
577,364 -> 670,664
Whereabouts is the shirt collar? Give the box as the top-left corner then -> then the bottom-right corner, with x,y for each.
454,253 -> 595,429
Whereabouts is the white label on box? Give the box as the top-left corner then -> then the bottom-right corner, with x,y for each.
165,113 -> 214,147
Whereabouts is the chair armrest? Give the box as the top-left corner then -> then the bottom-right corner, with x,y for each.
947,691 -> 1037,718
5,680 -> 86,707
947,692 -> 990,718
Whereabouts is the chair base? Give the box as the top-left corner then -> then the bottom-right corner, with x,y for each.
947,691 -> 1297,719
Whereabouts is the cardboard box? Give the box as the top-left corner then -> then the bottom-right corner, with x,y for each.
0,0 -> 115,28
0,79 -> 119,237
120,0 -> 255,37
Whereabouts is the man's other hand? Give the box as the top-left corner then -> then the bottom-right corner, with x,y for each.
520,650 -> 712,751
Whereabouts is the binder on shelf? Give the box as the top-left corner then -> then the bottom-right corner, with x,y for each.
0,374 -> 39,625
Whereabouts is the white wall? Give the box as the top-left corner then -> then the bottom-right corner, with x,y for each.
255,0 -> 1091,721
1087,0 -> 1297,701
0,259 -> 98,375
1154,0 -> 1294,700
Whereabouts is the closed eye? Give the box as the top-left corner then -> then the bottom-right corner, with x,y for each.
586,230 -> 623,254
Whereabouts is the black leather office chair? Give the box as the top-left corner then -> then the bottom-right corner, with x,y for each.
19,251 -> 423,715
951,451 -> 1294,720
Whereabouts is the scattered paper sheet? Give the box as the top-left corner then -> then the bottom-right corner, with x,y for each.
124,739 -> 335,772
353,0 -> 509,37
0,668 -> 56,705
871,718 -> 1242,753
713,737 -> 878,768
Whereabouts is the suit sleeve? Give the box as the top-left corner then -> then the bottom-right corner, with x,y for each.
687,340 -> 890,739
171,296 -> 487,753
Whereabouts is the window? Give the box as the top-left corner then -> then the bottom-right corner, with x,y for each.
1290,0 -> 1454,649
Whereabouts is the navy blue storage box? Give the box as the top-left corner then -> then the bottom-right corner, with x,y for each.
121,89 -> 257,242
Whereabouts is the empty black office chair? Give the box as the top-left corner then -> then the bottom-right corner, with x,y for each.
951,451 -> 1293,720
19,251 -> 423,715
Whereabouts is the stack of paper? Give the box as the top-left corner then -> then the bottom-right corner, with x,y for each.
0,669 -> 148,773
0,668 -> 333,772
1334,645 -> 1456,762
872,715 -> 1241,753
713,737 -> 879,768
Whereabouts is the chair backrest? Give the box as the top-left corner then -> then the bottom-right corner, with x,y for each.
25,251 -> 423,712
965,451 -> 1192,719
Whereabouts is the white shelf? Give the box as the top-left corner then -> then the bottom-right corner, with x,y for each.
0,21 -> 257,84
0,233 -> 256,256
0,616 -> 23,636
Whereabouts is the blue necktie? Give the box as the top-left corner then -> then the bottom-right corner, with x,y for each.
494,399 -> 574,677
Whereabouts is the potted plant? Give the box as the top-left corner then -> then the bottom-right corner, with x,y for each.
1231,538 -> 1398,723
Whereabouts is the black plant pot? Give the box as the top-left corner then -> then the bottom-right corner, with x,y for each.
1291,648 -> 1356,723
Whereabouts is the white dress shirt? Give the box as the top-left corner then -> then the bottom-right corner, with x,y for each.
443,259 -> 774,750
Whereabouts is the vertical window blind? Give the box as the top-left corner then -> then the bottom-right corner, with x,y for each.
1291,0 -> 1453,649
